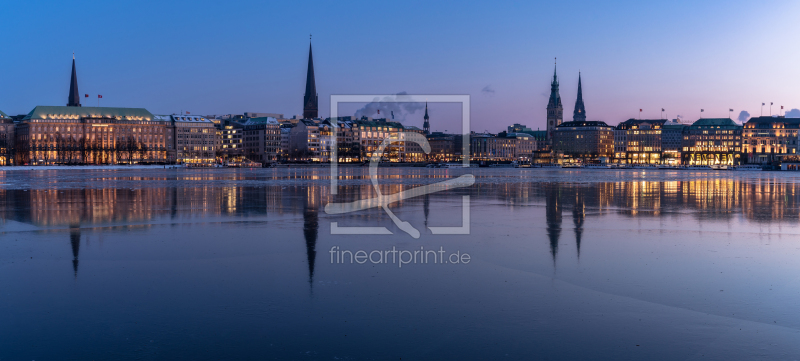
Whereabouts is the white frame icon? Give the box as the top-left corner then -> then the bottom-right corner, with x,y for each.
324,94 -> 473,238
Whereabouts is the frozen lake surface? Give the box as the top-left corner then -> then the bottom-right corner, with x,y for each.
1,168 -> 799,360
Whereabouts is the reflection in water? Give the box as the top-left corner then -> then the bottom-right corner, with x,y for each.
70,226 -> 80,278
545,183 -> 562,265
572,189 -> 585,259
2,174 -> 800,278
423,193 -> 430,228
303,188 -> 319,287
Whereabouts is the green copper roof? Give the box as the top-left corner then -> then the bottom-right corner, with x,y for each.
690,118 -> 739,127
23,105 -> 154,121
0,110 -> 7,118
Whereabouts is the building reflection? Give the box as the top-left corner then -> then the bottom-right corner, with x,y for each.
572,188 -> 585,258
1,175 -> 799,278
303,187 -> 319,287
545,183 -> 562,265
70,226 -> 80,278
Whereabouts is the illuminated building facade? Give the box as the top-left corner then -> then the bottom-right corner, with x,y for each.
614,119 -> 665,164
218,120 -> 244,160
553,120 -> 614,162
660,119 -> 687,165
353,119 -> 405,161
741,116 -> 800,164
427,132 -> 463,162
159,114 -> 218,165
681,118 -> 742,165
14,106 -> 167,165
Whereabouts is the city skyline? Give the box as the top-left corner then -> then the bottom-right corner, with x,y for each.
1,0 -> 799,133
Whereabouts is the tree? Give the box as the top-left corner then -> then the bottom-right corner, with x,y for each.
137,141 -> 148,163
124,136 -> 136,163
79,137 -> 89,164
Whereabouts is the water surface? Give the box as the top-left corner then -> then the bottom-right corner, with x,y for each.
1,168 -> 799,360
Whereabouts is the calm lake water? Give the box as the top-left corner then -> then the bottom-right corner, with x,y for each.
1,167 -> 800,360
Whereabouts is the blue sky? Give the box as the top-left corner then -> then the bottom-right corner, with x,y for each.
1,0 -> 798,132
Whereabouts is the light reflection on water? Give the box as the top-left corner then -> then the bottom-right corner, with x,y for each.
1,168 -> 800,360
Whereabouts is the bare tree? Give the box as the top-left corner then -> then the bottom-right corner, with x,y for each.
137,141 -> 148,163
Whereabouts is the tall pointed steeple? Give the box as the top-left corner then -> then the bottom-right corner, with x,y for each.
67,54 -> 81,107
423,102 -> 430,135
303,40 -> 318,119
573,72 -> 586,122
546,58 -> 563,145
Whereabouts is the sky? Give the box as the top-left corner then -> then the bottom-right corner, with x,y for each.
1,0 -> 799,133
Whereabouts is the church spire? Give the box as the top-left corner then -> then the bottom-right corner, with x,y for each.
303,40 -> 318,119
423,102 -> 430,135
67,54 -> 81,107
573,72 -> 586,122
545,58 -> 563,145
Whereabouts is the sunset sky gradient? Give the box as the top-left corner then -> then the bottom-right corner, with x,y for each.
1,0 -> 798,132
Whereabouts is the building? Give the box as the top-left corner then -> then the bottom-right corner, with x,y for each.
241,117 -> 281,164
508,123 -> 547,151
161,114 -> 217,165
353,118 -> 405,161
427,132 -> 463,162
218,120 -> 244,161
326,118 -> 361,162
469,132 -> 533,162
303,42 -> 318,119
288,119 -> 321,161
681,118 -> 742,166
742,116 -> 800,164
15,106 -> 167,165
0,110 -> 14,165
279,124 -> 293,160
511,133 -> 537,161
661,119 -> 687,165
614,119 -> 666,164
553,120 -> 615,163
403,126 -> 426,162
546,63 -> 563,145
13,56 -> 168,165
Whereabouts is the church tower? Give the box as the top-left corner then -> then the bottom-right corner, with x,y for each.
546,60 -> 562,144
303,41 -> 318,119
67,54 -> 81,107
423,102 -> 430,135
573,72 -> 586,122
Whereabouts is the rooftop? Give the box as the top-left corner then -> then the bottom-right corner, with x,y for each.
244,117 -> 279,125
557,120 -> 612,128
24,106 -> 154,121
689,118 -> 740,127
616,118 -> 667,130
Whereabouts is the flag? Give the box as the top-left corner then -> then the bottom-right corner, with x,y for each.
701,109 -> 704,112
661,108 -> 665,112
762,103 -> 765,106
98,95 -> 103,98
781,106 -> 784,109
84,94 -> 88,98
186,111 -> 190,114
377,109 -> 380,114
391,111 -> 394,119
729,109 -> 733,112
771,102 -> 773,105
639,109 -> 642,112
